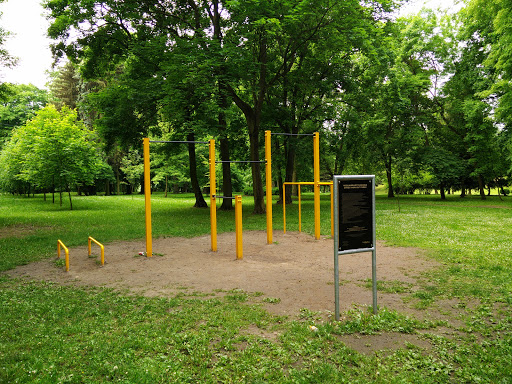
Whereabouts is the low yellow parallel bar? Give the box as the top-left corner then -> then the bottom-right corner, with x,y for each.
209,139 -> 217,252
57,240 -> 69,272
88,236 -> 105,266
235,195 -> 243,259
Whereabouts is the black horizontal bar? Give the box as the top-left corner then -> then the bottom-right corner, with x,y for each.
149,140 -> 209,144
215,160 -> 266,163
270,133 -> 315,136
212,196 -> 236,199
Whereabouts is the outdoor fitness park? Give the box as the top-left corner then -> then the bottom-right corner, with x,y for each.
53,130 -> 378,317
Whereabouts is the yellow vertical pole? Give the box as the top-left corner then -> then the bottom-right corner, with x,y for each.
235,195 -> 243,259
209,139 -> 217,252
283,183 -> 286,233
143,138 -> 152,257
265,130 -> 273,244
298,184 -> 302,232
57,240 -> 69,272
313,132 -> 320,240
330,183 -> 334,238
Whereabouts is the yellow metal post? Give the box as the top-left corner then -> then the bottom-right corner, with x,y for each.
235,195 -> 243,259
143,137 -> 152,257
57,240 -> 69,272
330,184 -> 334,238
265,130 -> 272,244
313,132 -> 320,240
298,184 -> 302,232
88,236 -> 105,266
209,139 -> 217,252
283,183 -> 286,233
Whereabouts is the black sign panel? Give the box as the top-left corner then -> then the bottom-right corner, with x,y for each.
338,179 -> 373,252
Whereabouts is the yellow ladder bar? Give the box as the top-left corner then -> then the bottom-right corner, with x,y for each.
143,137 -> 152,257
57,240 -> 69,272
265,130 -> 272,244
88,236 -> 105,266
209,139 -> 217,252
313,132 -> 320,240
235,195 -> 243,259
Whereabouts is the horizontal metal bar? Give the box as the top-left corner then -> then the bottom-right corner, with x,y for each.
149,140 -> 209,144
212,195 -> 236,199
283,181 -> 333,185
215,161 -> 266,164
270,132 -> 315,136
338,247 -> 376,256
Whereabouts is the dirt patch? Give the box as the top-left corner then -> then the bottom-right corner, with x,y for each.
7,231 -> 438,317
7,231 -> 466,354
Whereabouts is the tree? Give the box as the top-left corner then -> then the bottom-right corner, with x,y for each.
49,61 -> 80,110
0,105 -> 104,209
0,83 -> 49,146
0,0 -> 17,100
44,0 -> 399,213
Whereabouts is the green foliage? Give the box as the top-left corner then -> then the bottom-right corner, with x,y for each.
0,105 -> 106,204
0,83 -> 49,145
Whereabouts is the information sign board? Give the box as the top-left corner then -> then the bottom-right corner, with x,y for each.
338,179 -> 373,252
333,175 -> 377,320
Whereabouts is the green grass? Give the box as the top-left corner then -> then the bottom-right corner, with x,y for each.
1,191 -> 512,382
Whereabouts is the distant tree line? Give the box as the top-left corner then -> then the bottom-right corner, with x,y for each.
0,0 -> 510,210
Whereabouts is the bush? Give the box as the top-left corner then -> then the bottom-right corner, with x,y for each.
502,188 -> 510,196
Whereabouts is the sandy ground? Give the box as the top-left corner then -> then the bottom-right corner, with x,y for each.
7,231 -> 452,353
7,231 -> 438,316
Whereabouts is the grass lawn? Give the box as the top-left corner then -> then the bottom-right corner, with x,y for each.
1,191 -> 511,382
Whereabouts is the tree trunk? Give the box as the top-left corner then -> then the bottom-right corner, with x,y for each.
275,137 -> 284,204
440,183 -> 446,200
67,186 -> 73,210
385,156 -> 394,198
284,134 -> 299,204
219,137 -> 233,210
165,175 -> 168,198
478,174 -> 486,200
248,119 -> 265,214
187,133 -> 208,208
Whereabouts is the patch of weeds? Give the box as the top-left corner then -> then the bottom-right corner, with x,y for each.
53,259 -> 65,268
262,297 -> 281,304
362,279 -> 414,294
252,291 -> 264,297
330,307 -> 441,335
88,254 -> 98,259
225,289 -> 249,303
298,308 -> 323,321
